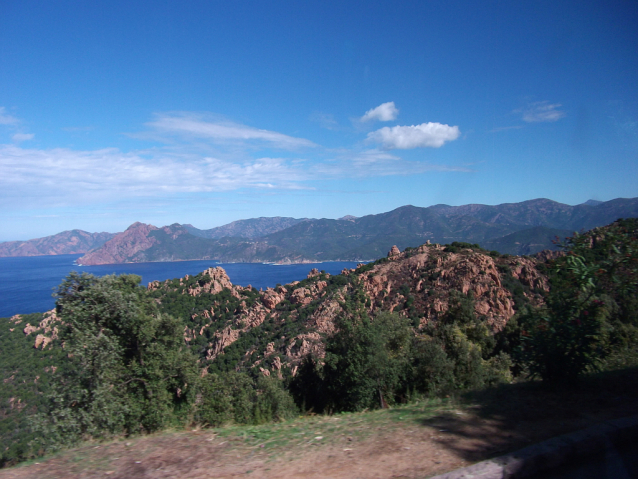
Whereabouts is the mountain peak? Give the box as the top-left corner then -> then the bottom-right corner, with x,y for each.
126,221 -> 152,230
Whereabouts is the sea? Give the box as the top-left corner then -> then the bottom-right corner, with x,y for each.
0,255 -> 363,318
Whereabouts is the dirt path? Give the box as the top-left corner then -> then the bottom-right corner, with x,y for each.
3,368 -> 638,479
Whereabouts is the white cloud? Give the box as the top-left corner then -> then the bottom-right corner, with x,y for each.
521,101 -> 566,123
367,122 -> 460,149
12,133 -> 34,142
360,102 -> 399,122
0,144 -> 308,209
145,112 -> 317,150
0,107 -> 19,125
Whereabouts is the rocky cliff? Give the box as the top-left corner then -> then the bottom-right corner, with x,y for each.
77,222 -> 161,265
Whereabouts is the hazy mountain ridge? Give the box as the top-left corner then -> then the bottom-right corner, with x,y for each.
183,216 -> 309,239
4,197 -> 637,263
0,230 -> 115,257
77,197 -> 638,265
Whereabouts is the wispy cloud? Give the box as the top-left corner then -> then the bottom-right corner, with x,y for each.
367,123 -> 460,149
520,101 -> 566,123
144,112 -> 317,150
12,133 -> 34,142
0,144 -> 307,208
1,108 -> 35,143
490,125 -> 523,133
1,111 -> 470,212
315,148 -> 472,178
360,102 -> 399,122
310,112 -> 339,130
0,107 -> 19,125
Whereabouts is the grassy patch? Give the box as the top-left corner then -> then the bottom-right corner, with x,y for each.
214,395 -> 454,459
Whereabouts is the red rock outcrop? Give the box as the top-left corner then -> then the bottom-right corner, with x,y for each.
261,287 -> 286,309
507,257 -> 550,292
187,267 -> 234,295
148,250 -> 548,375
78,222 -> 159,265
356,244 -> 546,332
21,309 -> 61,349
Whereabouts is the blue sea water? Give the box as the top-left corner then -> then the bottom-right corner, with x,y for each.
0,255 -> 363,318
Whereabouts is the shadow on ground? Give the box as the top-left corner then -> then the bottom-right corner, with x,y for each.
410,366 -> 638,463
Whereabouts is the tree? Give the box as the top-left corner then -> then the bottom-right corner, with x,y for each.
322,312 -> 412,412
35,272 -> 198,448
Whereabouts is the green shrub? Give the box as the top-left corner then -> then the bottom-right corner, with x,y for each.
410,337 -> 454,396
196,372 -> 297,426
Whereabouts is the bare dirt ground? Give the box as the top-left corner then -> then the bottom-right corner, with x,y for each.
2,367 -> 638,479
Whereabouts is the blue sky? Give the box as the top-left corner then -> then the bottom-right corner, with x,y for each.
1,0 -> 637,241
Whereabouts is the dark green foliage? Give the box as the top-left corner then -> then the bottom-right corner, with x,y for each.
0,313 -> 69,467
195,372 -> 297,426
410,336 -> 455,396
288,356 -> 326,413
444,242 -> 483,253
293,302 -> 512,414
424,292 -> 509,390
518,219 -> 638,385
322,312 -> 413,412
33,273 -> 199,451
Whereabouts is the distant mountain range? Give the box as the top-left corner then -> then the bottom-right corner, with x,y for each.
0,230 -> 115,258
183,216 -> 308,239
2,197 -> 637,264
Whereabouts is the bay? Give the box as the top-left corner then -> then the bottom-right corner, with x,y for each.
0,255 -> 363,318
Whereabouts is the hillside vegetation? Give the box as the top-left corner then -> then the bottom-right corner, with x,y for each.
0,218 -> 636,468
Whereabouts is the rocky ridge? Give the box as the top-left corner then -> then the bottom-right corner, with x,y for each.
10,310 -> 61,350
146,242 -> 549,379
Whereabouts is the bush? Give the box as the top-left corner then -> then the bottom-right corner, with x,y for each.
196,372 -> 297,426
